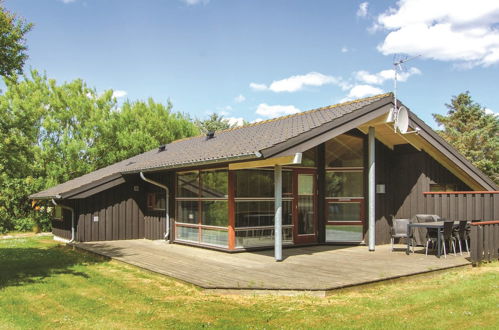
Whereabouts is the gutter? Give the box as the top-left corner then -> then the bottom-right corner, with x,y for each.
123,152 -> 260,174
51,196 -> 75,243
140,172 -> 170,242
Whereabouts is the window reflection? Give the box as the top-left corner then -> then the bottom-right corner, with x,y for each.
325,172 -> 363,197
177,171 -> 199,197
200,170 -> 228,198
235,170 -> 292,197
176,169 -> 228,248
325,134 -> 363,168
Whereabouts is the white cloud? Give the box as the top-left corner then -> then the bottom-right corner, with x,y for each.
255,103 -> 301,118
355,67 -> 421,85
375,0 -> 499,67
341,85 -> 384,102
357,2 -> 369,18
249,82 -> 268,91
181,0 -> 209,5
226,117 -> 245,127
60,0 -> 77,3
112,90 -> 127,99
251,72 -> 341,93
269,72 -> 338,92
251,118 -> 264,123
341,47 -> 349,53
485,108 -> 499,117
234,94 -> 246,103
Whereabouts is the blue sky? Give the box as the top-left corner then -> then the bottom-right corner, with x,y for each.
6,0 -> 499,127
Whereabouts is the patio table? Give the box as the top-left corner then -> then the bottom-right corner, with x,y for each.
406,221 -> 465,258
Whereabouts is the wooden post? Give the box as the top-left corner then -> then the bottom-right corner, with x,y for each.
471,225 -> 478,264
228,171 -> 236,250
368,126 -> 376,251
275,165 -> 283,261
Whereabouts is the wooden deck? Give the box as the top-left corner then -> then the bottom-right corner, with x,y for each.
74,240 -> 471,295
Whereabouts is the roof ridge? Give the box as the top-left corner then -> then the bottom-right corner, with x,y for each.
171,92 -> 393,145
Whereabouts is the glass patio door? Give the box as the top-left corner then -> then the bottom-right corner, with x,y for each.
293,171 -> 317,244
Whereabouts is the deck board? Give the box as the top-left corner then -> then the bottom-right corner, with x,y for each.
74,240 -> 471,292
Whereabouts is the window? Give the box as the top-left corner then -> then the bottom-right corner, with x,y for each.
325,171 -> 363,197
175,169 -> 228,248
234,169 -> 293,248
325,133 -> 365,243
301,148 -> 317,167
177,171 -> 200,198
147,192 -> 166,211
54,206 -> 63,221
325,134 -> 363,168
235,170 -> 292,198
429,184 -> 457,192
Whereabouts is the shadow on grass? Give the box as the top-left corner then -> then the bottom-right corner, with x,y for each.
0,243 -> 107,288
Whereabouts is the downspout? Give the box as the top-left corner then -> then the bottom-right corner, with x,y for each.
51,197 -> 75,243
140,172 -> 170,242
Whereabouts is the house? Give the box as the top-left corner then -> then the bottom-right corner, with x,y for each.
30,93 -> 498,260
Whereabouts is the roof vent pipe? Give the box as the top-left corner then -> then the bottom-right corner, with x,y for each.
206,131 -> 215,139
140,172 -> 170,242
158,145 -> 166,152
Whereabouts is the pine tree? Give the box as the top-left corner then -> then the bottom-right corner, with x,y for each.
433,92 -> 499,184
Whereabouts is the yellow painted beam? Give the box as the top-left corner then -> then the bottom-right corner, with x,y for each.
358,125 -> 395,150
229,155 -> 299,170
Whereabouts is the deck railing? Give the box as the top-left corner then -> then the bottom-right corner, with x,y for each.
470,221 -> 499,265
423,191 -> 499,221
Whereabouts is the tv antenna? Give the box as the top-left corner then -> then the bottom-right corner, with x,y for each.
387,54 -> 421,134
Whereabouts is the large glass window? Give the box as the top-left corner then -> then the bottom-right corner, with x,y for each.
301,148 -> 317,167
200,170 -> 228,198
325,171 -> 363,197
202,200 -> 228,227
235,201 -> 292,227
177,171 -> 200,197
326,134 -> 364,168
234,169 -> 294,248
235,170 -> 292,198
176,169 -> 228,248
325,133 -> 365,243
177,200 -> 198,224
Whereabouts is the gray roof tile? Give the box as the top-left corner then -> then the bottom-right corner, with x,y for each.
31,93 -> 391,199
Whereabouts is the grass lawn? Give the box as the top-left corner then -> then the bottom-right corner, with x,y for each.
0,235 -> 498,329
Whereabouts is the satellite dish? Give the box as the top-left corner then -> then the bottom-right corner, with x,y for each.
395,106 -> 409,133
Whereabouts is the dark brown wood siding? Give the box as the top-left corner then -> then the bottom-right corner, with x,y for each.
424,192 -> 499,221
75,177 -> 145,242
51,200 -> 78,240
372,140 -> 395,244
374,143 -> 471,244
142,172 -> 174,240
53,172 -> 176,242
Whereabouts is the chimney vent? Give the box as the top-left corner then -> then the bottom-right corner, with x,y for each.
206,131 -> 215,139
158,145 -> 166,152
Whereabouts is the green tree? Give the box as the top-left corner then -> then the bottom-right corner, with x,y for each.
433,92 -> 499,184
0,2 -> 33,76
195,113 -> 238,133
98,98 -> 199,167
0,71 -> 199,233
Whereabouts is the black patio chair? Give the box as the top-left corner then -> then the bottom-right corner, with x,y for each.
391,218 -> 414,252
425,220 -> 457,258
453,220 -> 470,255
425,226 -> 439,256
441,220 -> 458,258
